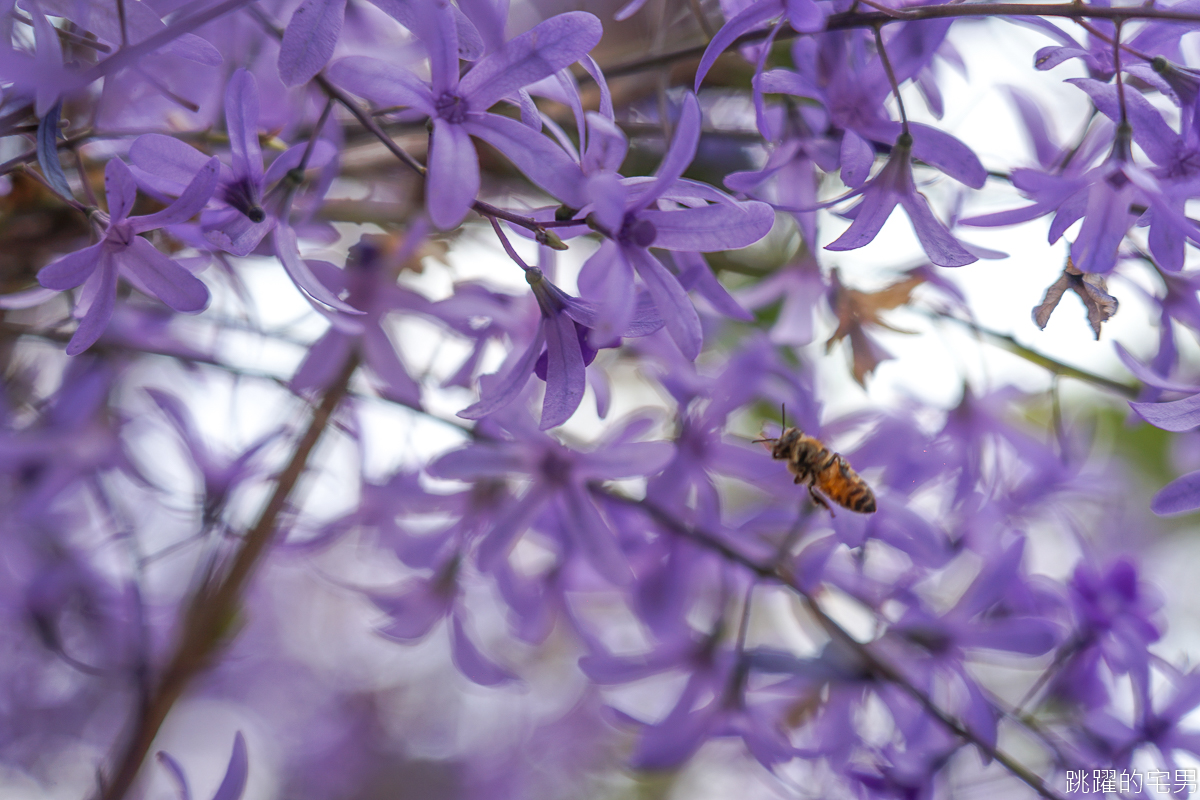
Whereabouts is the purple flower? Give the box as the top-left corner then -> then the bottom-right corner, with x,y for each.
292,234 -> 431,407
1047,559 -> 1161,709
367,555 -> 518,687
575,94 -> 775,357
458,263 -> 662,430
145,388 -> 279,526
581,615 -> 798,770
429,412 -> 673,584
37,157 -> 217,355
328,7 -> 601,228
129,69 -> 355,316
824,131 -> 978,267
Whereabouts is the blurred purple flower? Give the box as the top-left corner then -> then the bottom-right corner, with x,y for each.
1048,559 -> 1161,709
146,388 -> 280,526
368,554 -> 518,687
430,412 -> 673,584
37,157 -> 217,355
582,619 -> 797,770
293,234 -> 432,407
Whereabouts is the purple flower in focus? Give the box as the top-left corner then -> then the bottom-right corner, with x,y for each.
129,69 -> 355,316
574,94 -> 775,357
824,131 -> 978,267
37,157 -> 218,355
328,6 -> 601,228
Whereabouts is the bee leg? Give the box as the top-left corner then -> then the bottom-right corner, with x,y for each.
807,483 -> 832,514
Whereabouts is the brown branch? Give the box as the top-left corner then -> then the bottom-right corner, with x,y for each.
598,2 -> 1200,81
95,356 -> 358,800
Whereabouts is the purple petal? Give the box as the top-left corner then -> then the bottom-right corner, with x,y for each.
583,112 -> 627,174
121,238 -> 210,312
898,192 -> 978,267
66,258 -> 118,356
211,733 -> 249,800
694,0 -> 782,91
130,157 -> 220,233
362,326 -> 422,406
0,286 -> 57,309
1070,181 -> 1133,274
630,93 -> 701,212
628,247 -> 702,360
1115,343 -> 1200,392
427,120 -> 480,229
278,0 -> 347,87
958,618 -> 1058,655
559,484 -> 633,584
202,207 -> 274,257
1005,87 -> 1061,168
105,158 -> 138,223
1130,392 -> 1200,431
458,328 -> 546,420
291,331 -> 355,395
578,240 -> 635,348
392,0 -> 460,95
786,0 -> 825,32
429,444 -> 531,480
372,582 -> 452,641
462,114 -> 587,208
450,613 -> 517,686
459,11 -> 602,111
674,251 -> 752,321
1152,470 -> 1200,515
477,486 -> 550,569
539,313 -> 586,430
155,751 -> 192,800
326,56 -> 434,114
909,123 -> 986,189
224,70 -> 264,186
273,225 -> 363,314
839,129 -> 874,189
39,243 -> 104,291
640,200 -> 775,251
129,134 -> 222,194
825,186 -> 900,252
578,441 -> 674,480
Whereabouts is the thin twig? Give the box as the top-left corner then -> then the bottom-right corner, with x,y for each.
95,357 -> 358,800
600,489 -> 1065,800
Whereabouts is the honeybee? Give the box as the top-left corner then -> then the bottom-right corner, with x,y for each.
758,426 -> 877,514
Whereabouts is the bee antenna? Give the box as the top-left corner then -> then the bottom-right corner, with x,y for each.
781,402 -> 787,430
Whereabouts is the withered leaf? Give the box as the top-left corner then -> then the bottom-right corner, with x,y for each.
826,268 -> 925,385
1032,258 -> 1118,339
